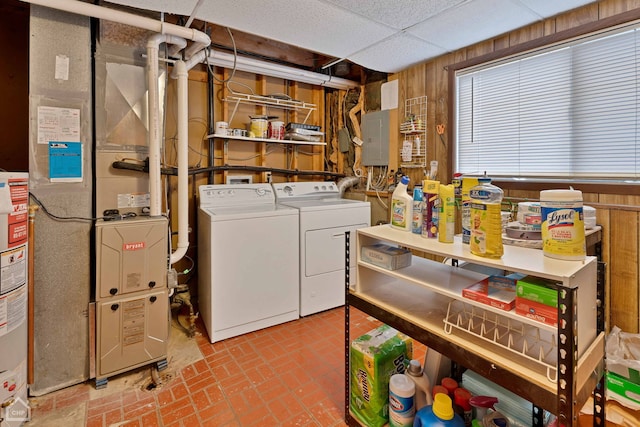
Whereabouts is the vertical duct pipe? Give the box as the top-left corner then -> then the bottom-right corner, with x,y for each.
170,60 -> 189,264
146,34 -> 186,217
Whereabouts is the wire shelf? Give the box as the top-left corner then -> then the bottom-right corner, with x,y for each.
443,299 -> 558,382
400,96 -> 427,169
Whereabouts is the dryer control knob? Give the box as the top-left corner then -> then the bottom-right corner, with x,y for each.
256,187 -> 267,196
283,185 -> 293,195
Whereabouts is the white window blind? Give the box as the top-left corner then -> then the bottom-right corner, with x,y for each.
455,27 -> 640,179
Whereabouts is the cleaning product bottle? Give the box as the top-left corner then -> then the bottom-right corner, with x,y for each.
391,176 -> 412,231
469,174 -> 504,258
414,393 -> 465,427
438,184 -> 455,243
452,387 -> 473,427
412,185 -> 424,235
389,373 -> 416,427
468,396 -> 499,423
422,180 -> 439,238
405,359 -> 432,411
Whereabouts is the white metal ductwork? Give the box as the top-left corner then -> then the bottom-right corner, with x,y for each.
23,0 -> 211,265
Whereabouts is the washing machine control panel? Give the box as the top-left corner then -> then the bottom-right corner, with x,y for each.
272,181 -> 338,199
199,184 -> 275,207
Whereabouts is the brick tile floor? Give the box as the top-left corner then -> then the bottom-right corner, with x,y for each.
28,307 -> 426,426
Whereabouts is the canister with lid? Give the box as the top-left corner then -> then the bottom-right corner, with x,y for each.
540,189 -> 585,260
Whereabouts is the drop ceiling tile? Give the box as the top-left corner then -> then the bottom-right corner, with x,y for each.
194,0 -> 395,59
347,33 -> 447,73
408,0 -> 542,51
321,0 -> 467,30
518,0 -> 597,18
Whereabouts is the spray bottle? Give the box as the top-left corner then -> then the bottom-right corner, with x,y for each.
412,185 -> 424,235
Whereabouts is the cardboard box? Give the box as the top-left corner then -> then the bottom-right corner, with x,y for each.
350,324 -> 413,427
606,372 -> 640,411
516,276 -> 558,307
515,297 -> 558,326
361,243 -> 412,271
461,274 -> 522,311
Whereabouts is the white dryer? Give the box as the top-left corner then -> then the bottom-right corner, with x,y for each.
197,184 -> 299,343
272,181 -> 370,316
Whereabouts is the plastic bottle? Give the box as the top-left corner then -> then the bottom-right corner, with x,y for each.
391,176 -> 413,231
414,393 -> 465,427
453,388 -> 473,427
389,373 -> 416,427
422,180 -> 439,238
405,359 -> 432,411
438,184 -> 455,243
469,174 -> 504,258
412,186 -> 424,235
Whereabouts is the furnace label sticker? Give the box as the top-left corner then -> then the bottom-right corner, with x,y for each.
0,284 -> 27,337
122,298 -> 145,346
0,245 -> 27,295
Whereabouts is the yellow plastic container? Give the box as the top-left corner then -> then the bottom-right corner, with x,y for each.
469,177 -> 503,258
438,184 -> 455,243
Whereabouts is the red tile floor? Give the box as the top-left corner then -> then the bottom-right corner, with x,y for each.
28,307 -> 426,427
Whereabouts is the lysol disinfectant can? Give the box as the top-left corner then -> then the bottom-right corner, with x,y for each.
540,189 -> 585,260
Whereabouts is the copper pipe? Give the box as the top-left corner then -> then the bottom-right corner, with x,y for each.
27,204 -> 38,385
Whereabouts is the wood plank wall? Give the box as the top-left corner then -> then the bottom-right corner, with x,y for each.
392,0 -> 640,333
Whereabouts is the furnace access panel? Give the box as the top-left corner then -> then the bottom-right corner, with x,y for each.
95,217 -> 168,298
94,216 -> 169,387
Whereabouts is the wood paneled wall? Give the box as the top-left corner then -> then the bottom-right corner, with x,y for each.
391,0 -> 640,333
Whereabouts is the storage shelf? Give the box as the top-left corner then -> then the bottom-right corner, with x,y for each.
346,224 -> 605,426
224,92 -> 317,124
206,133 -> 326,146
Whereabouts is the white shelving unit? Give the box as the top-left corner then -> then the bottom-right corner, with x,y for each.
345,225 -> 605,426
224,92 -> 317,124
400,96 -> 427,169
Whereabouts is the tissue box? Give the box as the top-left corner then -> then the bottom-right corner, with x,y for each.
606,372 -> 640,410
516,276 -> 558,307
461,273 -> 523,311
515,297 -> 558,326
361,243 -> 411,271
350,324 -> 413,427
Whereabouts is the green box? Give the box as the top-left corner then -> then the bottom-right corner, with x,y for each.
606,372 -> 640,408
516,276 -> 558,307
350,324 -> 412,427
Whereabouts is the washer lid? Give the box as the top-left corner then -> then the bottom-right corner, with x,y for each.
201,203 -> 298,220
278,198 -> 370,211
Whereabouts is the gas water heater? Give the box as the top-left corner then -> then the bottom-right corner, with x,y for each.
0,173 -> 29,427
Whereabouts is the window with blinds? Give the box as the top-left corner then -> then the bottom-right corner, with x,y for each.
455,26 -> 640,179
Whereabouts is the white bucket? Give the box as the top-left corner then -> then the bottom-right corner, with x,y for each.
540,189 -> 585,260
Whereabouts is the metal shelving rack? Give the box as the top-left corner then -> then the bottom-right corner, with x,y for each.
400,96 -> 427,169
344,226 -> 606,427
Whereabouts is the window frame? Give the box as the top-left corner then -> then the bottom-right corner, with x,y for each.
446,8 -> 640,196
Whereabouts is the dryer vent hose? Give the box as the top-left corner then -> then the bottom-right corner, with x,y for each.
337,176 -> 361,197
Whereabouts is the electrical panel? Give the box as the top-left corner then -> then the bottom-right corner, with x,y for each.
361,110 -> 390,166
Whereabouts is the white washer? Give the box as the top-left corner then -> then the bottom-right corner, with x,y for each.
197,184 -> 299,343
272,181 -> 370,316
